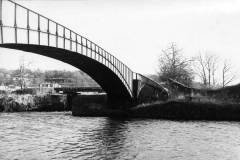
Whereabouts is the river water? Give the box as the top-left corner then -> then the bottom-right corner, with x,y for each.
1,112 -> 240,160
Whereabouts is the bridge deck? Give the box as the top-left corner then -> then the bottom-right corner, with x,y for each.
54,87 -> 104,94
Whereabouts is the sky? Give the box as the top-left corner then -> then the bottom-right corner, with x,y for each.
1,0 -> 240,83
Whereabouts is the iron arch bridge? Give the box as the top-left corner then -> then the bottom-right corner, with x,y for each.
0,0 -> 168,106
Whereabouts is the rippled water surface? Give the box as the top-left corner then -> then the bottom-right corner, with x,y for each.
1,112 -> 240,160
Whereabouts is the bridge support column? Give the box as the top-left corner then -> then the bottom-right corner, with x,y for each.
71,94 -> 108,116
132,79 -> 141,104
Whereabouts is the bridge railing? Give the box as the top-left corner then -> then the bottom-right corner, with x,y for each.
134,73 -> 168,93
0,0 -> 134,96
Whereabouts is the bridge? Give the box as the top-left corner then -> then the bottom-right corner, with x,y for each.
54,87 -> 104,94
0,0 -> 168,107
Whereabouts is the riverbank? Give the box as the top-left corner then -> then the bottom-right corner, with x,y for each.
130,100 -> 240,120
0,94 -> 68,112
72,100 -> 240,121
2,93 -> 240,121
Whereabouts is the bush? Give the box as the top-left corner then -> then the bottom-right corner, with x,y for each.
12,88 -> 36,95
0,90 -> 6,94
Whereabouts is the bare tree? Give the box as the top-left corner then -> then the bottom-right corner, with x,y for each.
158,42 -> 193,86
195,53 -> 207,86
18,55 -> 32,90
19,55 -> 25,90
222,59 -> 235,88
194,53 -> 218,88
205,54 -> 218,87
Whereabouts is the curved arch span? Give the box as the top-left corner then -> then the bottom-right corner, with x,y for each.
0,44 -> 132,104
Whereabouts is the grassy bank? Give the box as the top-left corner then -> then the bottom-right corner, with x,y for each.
72,99 -> 240,121
130,100 -> 240,120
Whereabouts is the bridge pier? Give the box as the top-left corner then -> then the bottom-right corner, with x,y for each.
71,94 -> 108,116
132,79 -> 141,104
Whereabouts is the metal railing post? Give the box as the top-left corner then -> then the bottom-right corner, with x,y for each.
81,36 -> 83,54
98,48 -> 101,61
63,27 -> 65,49
125,67 -> 127,82
102,50 -> 104,64
85,39 -> 88,56
131,71 -> 133,90
75,34 -> 78,52
38,14 -> 40,45
102,49 -> 106,65
120,62 -> 122,75
100,49 -> 103,63
90,42 -> 92,58
70,30 -> 72,50
123,65 -> 125,80
113,57 -> 116,73
27,10 -> 30,44
14,3 -> 17,43
104,51 -> 106,64
55,24 -> 58,47
0,0 -> 3,43
122,63 -> 124,76
126,68 -> 129,85
47,19 -> 50,46
94,45 -> 97,60
112,57 -> 115,69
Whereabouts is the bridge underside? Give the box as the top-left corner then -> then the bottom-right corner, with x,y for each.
133,79 -> 169,104
0,44 -> 132,106
137,84 -> 168,103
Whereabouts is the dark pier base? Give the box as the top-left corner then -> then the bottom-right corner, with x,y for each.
71,94 -> 129,117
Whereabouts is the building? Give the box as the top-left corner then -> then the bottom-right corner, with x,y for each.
39,82 -> 62,94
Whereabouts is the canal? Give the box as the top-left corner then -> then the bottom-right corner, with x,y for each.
1,112 -> 240,160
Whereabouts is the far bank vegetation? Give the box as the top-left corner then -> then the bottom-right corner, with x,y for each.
156,42 -> 238,103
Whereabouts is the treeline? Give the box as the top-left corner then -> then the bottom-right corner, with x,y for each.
157,42 -> 237,89
0,68 -> 99,88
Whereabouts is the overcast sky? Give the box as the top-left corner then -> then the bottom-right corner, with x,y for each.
1,0 -> 240,82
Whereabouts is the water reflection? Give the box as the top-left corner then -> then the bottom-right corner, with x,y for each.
45,116 -> 130,160
1,113 -> 240,160
94,118 -> 129,160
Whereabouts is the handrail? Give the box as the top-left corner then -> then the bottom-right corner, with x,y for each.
135,73 -> 168,92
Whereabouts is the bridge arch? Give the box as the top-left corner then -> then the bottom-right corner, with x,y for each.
0,0 -> 136,104
0,44 -> 133,104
